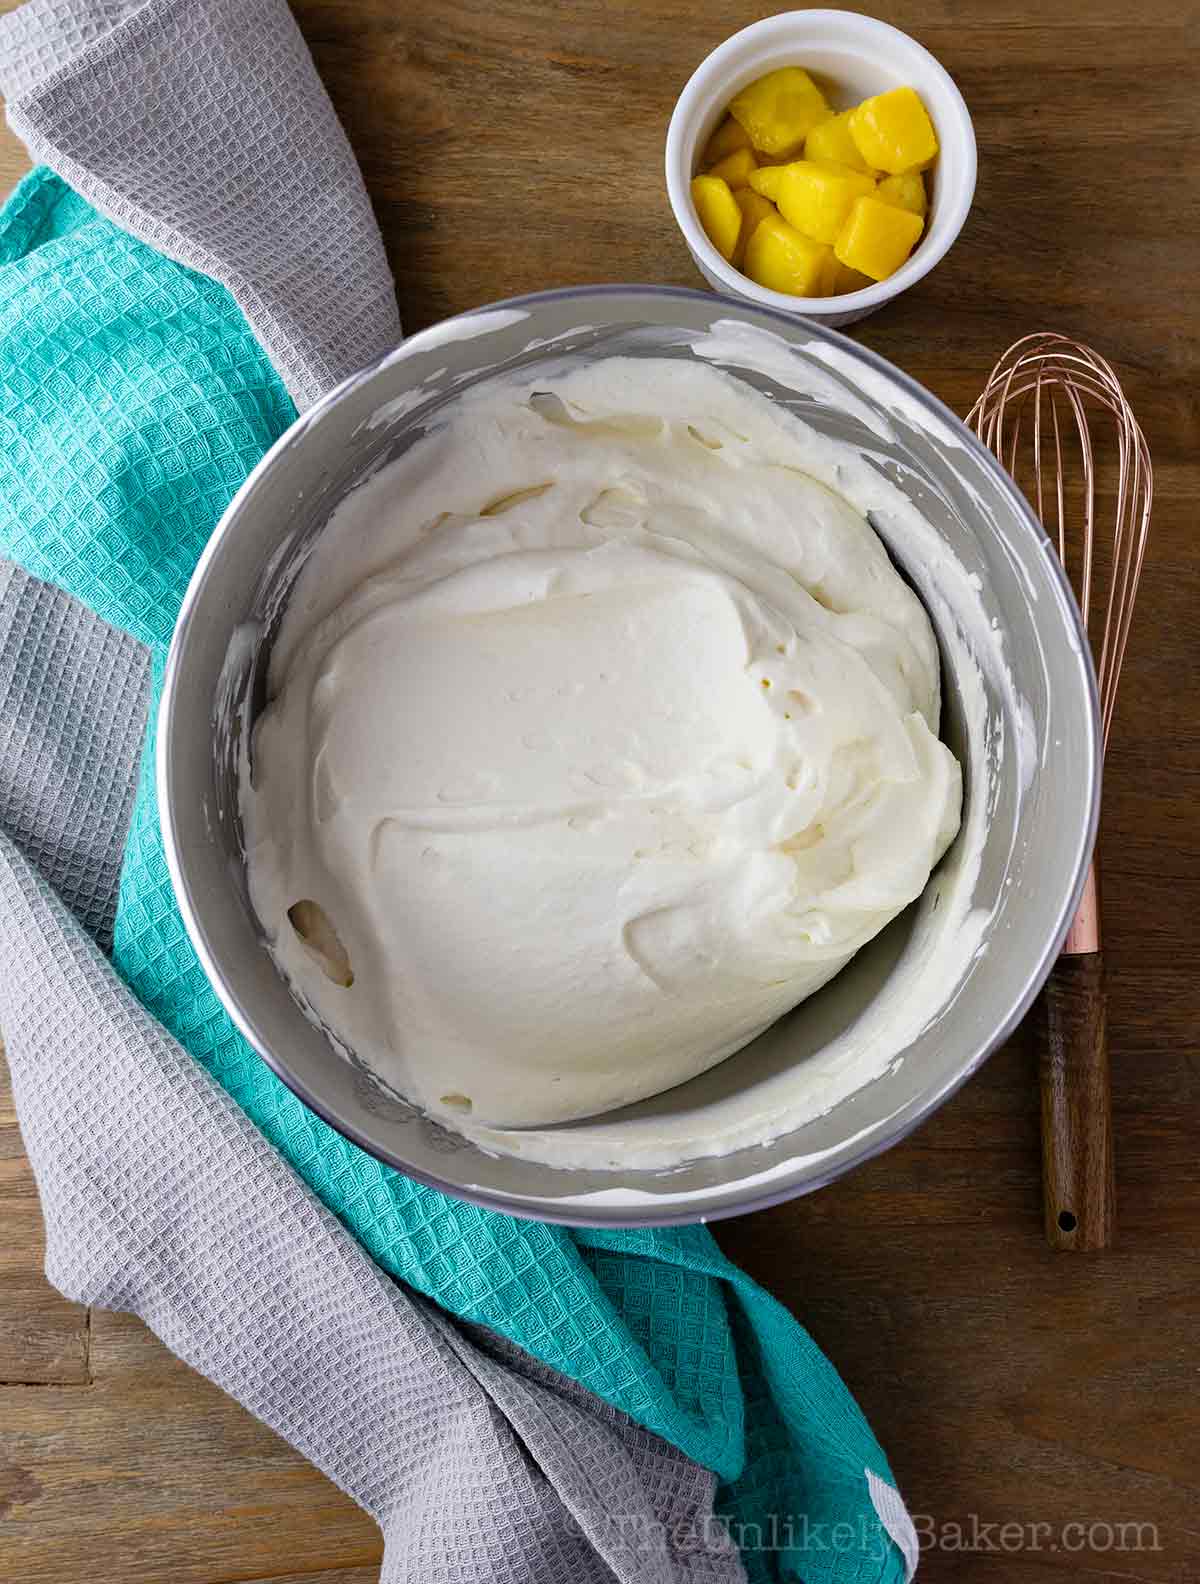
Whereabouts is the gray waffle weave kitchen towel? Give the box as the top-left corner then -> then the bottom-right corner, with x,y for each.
0,1 -> 744,1578
0,0 -> 401,409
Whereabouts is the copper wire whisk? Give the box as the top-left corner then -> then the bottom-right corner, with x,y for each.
969,333 -> 1152,1251
971,335 -> 1152,748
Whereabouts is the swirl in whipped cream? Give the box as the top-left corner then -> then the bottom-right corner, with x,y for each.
243,358 -> 961,1135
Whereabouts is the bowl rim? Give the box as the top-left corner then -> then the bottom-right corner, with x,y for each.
158,282 -> 1100,1227
664,9 -> 978,317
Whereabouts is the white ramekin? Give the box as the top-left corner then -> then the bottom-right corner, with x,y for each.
665,10 -> 977,327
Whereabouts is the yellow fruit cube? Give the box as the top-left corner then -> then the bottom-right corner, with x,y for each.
691,174 -> 743,262
834,261 -> 876,294
728,68 -> 829,157
734,187 -> 777,232
732,188 -> 777,268
816,246 -> 841,297
804,110 -> 877,175
777,160 -> 876,245
835,195 -> 924,281
876,170 -> 927,215
848,87 -> 939,175
707,146 -> 758,190
744,214 -> 832,297
747,164 -> 789,202
702,115 -> 753,168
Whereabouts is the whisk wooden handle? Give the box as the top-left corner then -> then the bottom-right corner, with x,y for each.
1035,948 -> 1115,1250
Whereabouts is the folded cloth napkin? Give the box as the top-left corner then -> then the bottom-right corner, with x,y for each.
0,4 -> 919,1581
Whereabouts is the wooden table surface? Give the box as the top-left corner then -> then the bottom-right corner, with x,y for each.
1,2 -> 1197,1581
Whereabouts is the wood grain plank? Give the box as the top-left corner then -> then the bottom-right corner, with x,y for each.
246,1572 -> 381,1584
0,1056 -> 90,1385
0,1309 -> 381,1584
0,1 -> 29,193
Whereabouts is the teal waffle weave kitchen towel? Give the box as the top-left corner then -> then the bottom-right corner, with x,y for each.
0,4 -> 918,1581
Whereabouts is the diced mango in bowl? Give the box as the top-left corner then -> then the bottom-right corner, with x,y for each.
744,215 -> 832,297
707,146 -> 758,190
777,161 -> 876,246
728,68 -> 829,156
732,188 -> 777,269
804,110 -> 877,176
702,115 -> 752,166
691,173 -> 743,262
835,261 -> 876,294
847,87 -> 938,175
692,73 -> 939,299
876,170 -> 927,216
747,164 -> 786,203
835,196 -> 924,282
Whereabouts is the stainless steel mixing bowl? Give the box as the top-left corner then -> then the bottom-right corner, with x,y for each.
158,286 -> 1099,1226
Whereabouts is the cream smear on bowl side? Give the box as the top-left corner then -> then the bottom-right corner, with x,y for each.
239,340 -> 1025,1174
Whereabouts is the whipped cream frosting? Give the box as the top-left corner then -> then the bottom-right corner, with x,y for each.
242,357 -> 962,1138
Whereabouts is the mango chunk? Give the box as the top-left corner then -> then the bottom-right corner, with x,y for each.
734,187 -> 777,233
707,146 -> 758,190
702,115 -> 753,167
728,68 -> 829,157
848,87 -> 939,175
777,160 -> 876,245
747,164 -> 789,202
835,261 -> 876,294
691,174 -> 742,262
732,188 -> 777,268
744,214 -> 832,297
876,170 -> 927,215
804,110 -> 877,175
835,195 -> 924,281
817,246 -> 842,297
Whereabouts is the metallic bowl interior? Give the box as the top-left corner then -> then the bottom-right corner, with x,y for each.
158,285 -> 1099,1227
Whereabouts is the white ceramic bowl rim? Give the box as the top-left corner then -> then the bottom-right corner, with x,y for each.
665,9 -> 978,317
